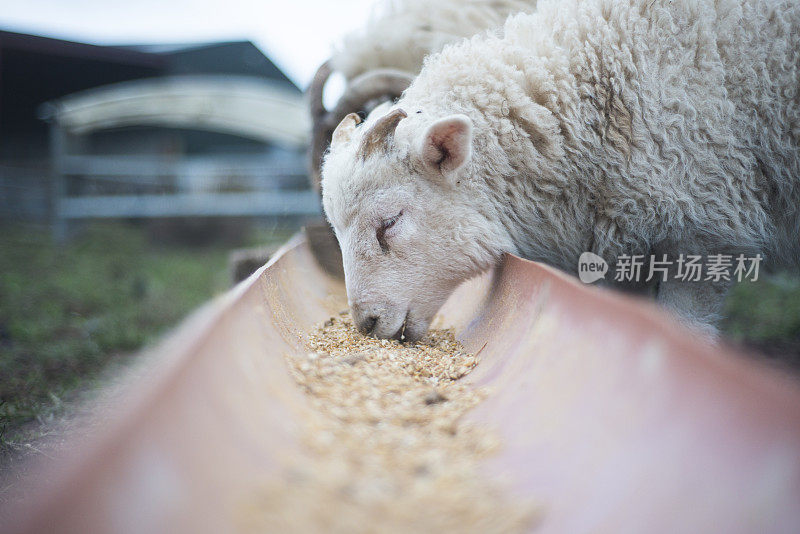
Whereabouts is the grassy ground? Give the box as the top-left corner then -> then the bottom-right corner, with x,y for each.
0,221 -> 293,483
722,271 -> 800,368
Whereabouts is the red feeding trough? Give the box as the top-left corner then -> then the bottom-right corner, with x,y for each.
3,233 -> 800,533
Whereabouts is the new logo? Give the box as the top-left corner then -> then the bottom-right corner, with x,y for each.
578,252 -> 608,284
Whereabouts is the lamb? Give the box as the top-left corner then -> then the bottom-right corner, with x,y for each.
309,0 -> 536,188
321,0 -> 800,340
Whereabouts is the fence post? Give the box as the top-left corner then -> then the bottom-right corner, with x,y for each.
49,123 -> 67,243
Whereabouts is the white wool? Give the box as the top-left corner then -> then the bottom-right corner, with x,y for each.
330,0 -> 535,79
323,0 -> 800,339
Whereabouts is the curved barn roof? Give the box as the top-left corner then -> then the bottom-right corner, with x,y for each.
42,75 -> 309,147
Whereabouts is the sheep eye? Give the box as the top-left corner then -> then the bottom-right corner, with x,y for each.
382,212 -> 401,230
376,211 -> 402,252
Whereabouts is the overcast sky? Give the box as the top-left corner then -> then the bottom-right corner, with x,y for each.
0,0 -> 376,90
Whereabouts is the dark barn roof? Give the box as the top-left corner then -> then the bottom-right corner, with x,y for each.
0,30 -> 297,158
0,30 -> 165,154
125,41 -> 299,91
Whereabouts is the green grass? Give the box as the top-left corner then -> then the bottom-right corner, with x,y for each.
0,222 -> 252,454
722,271 -> 800,350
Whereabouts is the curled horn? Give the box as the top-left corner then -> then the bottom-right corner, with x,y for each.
329,68 -> 414,120
308,61 -> 334,193
308,60 -> 332,124
307,62 -> 414,191
356,108 -> 408,160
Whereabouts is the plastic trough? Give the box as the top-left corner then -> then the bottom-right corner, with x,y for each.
4,233 -> 800,533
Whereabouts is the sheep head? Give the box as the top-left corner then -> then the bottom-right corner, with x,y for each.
321,105 -> 487,341
308,63 -> 414,191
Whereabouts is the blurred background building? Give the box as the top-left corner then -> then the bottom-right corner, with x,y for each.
0,29 -> 317,235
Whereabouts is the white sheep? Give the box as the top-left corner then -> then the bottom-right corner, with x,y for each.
322,0 -> 800,340
309,0 -> 537,188
330,0 -> 534,80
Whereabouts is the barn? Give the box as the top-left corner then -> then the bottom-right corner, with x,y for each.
0,30 -> 315,230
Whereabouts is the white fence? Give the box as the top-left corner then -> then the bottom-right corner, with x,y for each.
51,135 -> 321,240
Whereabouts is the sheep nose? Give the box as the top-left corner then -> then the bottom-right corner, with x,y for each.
357,315 -> 379,335
351,302 -> 380,335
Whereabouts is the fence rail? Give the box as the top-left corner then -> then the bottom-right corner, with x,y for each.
49,125 -> 320,240
58,191 -> 321,219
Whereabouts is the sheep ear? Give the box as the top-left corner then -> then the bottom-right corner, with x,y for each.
418,114 -> 472,177
331,113 -> 362,148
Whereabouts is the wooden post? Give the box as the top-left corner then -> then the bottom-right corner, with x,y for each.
49,123 -> 67,243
